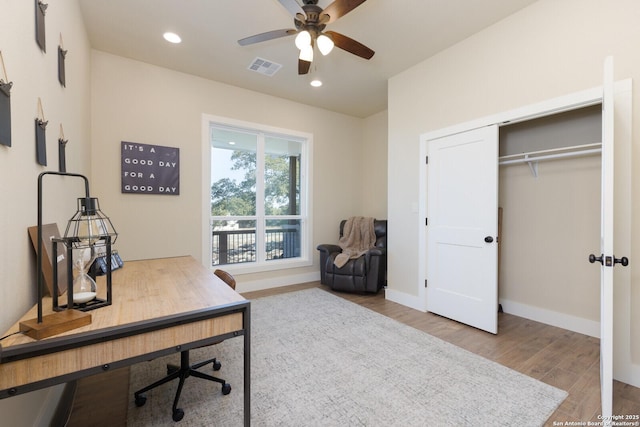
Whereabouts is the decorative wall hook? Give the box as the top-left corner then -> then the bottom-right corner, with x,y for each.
58,33 -> 67,87
0,51 -> 13,147
35,0 -> 48,52
35,98 -> 48,165
58,124 -> 68,172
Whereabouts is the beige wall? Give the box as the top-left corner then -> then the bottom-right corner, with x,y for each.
362,110 -> 389,220
0,0 -> 92,424
388,0 -> 640,380
0,0 -> 92,330
499,156 -> 601,322
89,51 -> 387,288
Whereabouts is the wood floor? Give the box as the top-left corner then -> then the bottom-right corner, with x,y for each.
67,282 -> 640,426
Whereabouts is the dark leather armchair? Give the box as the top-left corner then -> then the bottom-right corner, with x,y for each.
317,219 -> 387,293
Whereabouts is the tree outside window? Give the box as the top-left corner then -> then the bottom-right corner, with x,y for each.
210,125 -> 306,268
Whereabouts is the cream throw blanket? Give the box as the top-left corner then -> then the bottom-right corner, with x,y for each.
334,216 -> 376,268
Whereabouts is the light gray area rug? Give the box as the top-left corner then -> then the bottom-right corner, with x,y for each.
127,288 -> 567,426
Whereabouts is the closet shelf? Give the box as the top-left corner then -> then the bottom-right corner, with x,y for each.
499,142 -> 601,177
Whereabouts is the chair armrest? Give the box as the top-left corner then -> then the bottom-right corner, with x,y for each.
317,244 -> 341,254
367,247 -> 386,256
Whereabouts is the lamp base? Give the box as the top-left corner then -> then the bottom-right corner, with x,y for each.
19,310 -> 92,340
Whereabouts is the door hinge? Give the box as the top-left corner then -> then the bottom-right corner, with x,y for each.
425,156 -> 428,164
424,279 -> 428,288
425,218 -> 428,226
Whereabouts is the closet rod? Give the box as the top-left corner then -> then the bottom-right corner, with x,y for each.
499,143 -> 601,166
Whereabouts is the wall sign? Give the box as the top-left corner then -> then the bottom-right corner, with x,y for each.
121,141 -> 180,195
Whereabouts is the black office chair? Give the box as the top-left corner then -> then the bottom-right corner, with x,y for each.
133,269 -> 236,422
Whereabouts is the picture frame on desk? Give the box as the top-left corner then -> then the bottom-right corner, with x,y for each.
28,223 -> 68,296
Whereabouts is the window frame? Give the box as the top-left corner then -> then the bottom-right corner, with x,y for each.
201,114 -> 313,274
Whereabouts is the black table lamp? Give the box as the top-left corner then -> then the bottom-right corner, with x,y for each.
52,196 -> 118,312
19,171 -> 118,340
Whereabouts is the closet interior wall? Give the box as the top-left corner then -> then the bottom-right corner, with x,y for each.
498,105 -> 602,332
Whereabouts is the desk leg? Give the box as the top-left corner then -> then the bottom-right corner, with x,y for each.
244,304 -> 251,426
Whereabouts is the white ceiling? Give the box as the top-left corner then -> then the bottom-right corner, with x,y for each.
78,0 -> 538,118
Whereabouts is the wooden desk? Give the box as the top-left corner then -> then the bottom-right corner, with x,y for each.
0,256 -> 251,426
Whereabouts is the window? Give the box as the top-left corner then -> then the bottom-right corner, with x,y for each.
205,117 -> 311,273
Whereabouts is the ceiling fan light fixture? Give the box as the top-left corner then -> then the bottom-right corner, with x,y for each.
299,45 -> 314,62
294,30 -> 311,50
317,34 -> 334,56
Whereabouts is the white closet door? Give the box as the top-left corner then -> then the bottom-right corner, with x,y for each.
597,55 -> 615,424
427,125 -> 499,334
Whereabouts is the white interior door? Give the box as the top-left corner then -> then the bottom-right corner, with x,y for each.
596,56 -> 615,423
426,125 -> 499,334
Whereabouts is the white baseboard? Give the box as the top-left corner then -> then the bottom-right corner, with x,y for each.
385,288 -> 427,312
384,292 -> 600,337
499,298 -> 600,338
616,361 -> 640,389
235,272 -> 320,293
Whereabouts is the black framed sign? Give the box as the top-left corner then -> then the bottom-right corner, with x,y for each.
121,141 -> 180,195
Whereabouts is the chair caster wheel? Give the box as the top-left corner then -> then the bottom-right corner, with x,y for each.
134,394 -> 147,407
213,360 -> 222,371
172,408 -> 184,422
222,383 -> 231,395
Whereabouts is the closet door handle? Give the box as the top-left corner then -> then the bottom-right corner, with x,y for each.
614,256 -> 629,267
590,254 -> 629,266
484,236 -> 494,243
589,254 -> 603,265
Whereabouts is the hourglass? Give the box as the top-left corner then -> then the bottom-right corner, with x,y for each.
72,246 -> 98,304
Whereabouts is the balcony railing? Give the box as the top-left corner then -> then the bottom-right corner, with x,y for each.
212,227 -> 300,265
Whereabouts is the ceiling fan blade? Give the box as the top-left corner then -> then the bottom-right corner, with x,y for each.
321,0 -> 367,24
298,59 -> 311,75
238,29 -> 297,46
324,31 -> 374,59
278,0 -> 305,17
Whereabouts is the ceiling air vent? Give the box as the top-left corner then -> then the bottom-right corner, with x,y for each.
248,57 -> 282,76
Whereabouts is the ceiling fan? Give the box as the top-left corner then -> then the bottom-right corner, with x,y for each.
238,0 -> 375,75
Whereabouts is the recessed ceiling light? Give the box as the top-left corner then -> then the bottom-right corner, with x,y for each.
228,141 -> 236,145
163,32 -> 182,44
310,79 -> 322,87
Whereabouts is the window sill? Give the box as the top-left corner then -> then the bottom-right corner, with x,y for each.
213,257 -> 312,275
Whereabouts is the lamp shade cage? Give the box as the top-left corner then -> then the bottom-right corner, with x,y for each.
65,197 -> 118,247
